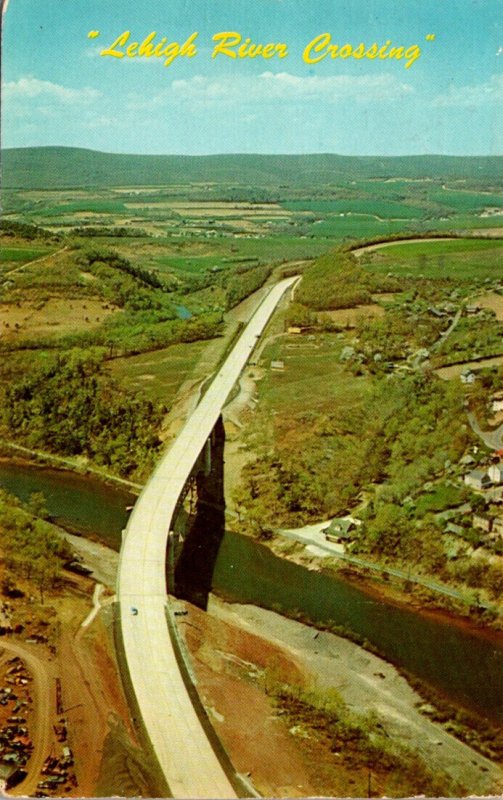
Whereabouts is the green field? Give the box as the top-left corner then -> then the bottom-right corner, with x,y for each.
259,334 -> 372,416
283,199 -> 426,219
428,189 -> 503,212
0,244 -> 56,269
363,238 -> 503,280
107,340 -> 209,403
40,200 -> 127,216
308,216 -> 422,240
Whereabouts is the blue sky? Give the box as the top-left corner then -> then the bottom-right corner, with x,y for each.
1,0 -> 502,155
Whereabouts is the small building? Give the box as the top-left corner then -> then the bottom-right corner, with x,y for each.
464,470 -> 491,490
287,327 -> 302,335
472,513 -> 493,533
466,304 -> 481,315
428,306 -> 449,318
445,522 -> 465,537
460,369 -> 476,385
491,395 -> 503,414
443,534 -> 468,560
324,517 -> 358,544
488,462 -> 503,485
270,360 -> 285,371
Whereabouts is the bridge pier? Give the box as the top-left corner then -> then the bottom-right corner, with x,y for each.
173,414 -> 226,609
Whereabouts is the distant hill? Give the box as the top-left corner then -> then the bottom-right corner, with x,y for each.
2,146 -> 502,189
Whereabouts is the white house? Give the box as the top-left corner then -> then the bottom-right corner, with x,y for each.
464,470 -> 491,490
488,462 -> 503,485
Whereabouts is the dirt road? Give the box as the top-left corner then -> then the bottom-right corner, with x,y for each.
0,641 -> 56,797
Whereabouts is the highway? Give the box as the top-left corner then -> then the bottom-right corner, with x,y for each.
117,276 -> 297,799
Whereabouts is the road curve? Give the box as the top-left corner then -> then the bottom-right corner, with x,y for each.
117,276 -> 298,799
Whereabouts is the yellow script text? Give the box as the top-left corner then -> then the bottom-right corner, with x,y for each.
303,33 -> 423,68
100,31 -> 199,66
212,31 -> 288,59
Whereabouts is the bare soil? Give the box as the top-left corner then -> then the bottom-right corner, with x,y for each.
321,303 -> 385,327
0,298 -> 118,340
476,291 -> 503,321
179,595 -> 503,798
435,354 -> 503,380
0,561 -> 147,798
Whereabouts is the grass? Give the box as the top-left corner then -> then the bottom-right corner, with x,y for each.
428,189 -> 503,211
364,238 -> 503,280
369,238 -> 503,257
308,216 -> 423,240
267,682 -> 455,797
283,198 -> 426,219
414,482 -> 467,516
258,334 -> 371,416
152,254 -> 233,274
107,340 -> 209,403
31,200 -> 127,216
0,245 -> 55,265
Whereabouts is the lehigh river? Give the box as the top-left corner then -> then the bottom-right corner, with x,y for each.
1,459 -> 503,725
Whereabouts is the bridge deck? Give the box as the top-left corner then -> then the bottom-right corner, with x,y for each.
117,277 -> 297,798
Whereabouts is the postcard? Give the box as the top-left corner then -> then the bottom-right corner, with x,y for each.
1,1 -> 503,798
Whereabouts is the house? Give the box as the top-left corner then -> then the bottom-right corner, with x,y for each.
491,394 -> 503,414
472,513 -> 493,533
324,517 -> 358,544
464,470 -> 491,490
488,462 -> 503,484
445,522 -> 465,537
460,368 -> 476,385
443,534 -> 468,560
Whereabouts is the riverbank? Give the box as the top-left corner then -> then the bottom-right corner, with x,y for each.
0,444 -> 143,493
255,527 -> 503,635
178,594 -> 503,797
54,523 -> 503,796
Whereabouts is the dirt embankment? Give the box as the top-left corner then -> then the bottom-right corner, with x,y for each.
178,594 -> 503,798
0,559 -> 155,798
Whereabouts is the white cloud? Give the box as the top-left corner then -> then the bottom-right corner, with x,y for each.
168,72 -> 414,106
123,71 -> 414,112
432,74 -> 503,108
3,76 -> 101,105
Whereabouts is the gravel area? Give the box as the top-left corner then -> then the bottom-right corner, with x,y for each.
209,596 -> 503,796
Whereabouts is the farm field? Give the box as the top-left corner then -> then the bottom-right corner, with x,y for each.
107,340 -> 210,404
257,332 -> 372,418
0,244 -> 58,273
361,237 -> 503,281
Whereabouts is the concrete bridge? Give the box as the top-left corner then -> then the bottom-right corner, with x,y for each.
116,277 -> 297,798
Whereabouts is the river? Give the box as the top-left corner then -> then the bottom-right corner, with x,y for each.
1,459 -> 503,724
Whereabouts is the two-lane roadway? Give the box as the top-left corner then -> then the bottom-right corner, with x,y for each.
117,276 -> 297,798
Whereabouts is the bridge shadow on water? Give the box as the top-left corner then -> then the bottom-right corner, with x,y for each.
173,415 -> 226,610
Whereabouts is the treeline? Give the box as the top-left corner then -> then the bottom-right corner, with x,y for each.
0,219 -> 62,243
222,263 -> 272,309
77,248 -> 164,291
1,351 -> 165,477
0,489 -> 73,603
296,248 -> 372,310
292,245 -> 400,315
72,226 -> 148,238
235,372 -> 473,541
346,231 -> 464,253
